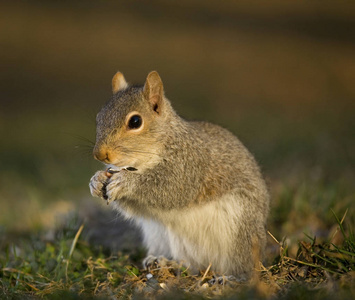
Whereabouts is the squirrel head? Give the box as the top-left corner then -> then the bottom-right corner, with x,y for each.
93,71 -> 173,171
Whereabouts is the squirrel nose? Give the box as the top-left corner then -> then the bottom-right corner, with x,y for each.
93,146 -> 110,162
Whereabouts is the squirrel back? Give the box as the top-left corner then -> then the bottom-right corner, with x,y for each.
90,71 -> 270,279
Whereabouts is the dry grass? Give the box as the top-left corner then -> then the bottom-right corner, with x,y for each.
1,210 -> 354,299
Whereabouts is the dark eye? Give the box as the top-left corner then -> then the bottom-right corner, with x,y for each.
128,114 -> 142,129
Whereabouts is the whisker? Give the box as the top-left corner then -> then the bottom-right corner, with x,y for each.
73,146 -> 95,158
69,133 -> 96,145
75,143 -> 94,149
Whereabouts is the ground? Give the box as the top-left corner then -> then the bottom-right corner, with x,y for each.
0,0 -> 354,299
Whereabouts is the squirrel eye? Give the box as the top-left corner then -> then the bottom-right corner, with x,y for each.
128,114 -> 142,129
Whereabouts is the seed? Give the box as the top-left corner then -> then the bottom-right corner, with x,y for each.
106,167 -> 119,177
126,167 -> 137,171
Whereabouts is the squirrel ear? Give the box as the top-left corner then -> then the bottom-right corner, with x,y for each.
143,71 -> 164,114
112,72 -> 128,93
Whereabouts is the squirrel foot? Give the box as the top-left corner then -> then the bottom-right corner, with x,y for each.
143,255 -> 173,270
208,275 -> 246,285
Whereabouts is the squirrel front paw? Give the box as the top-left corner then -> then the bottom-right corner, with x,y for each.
105,172 -> 125,201
90,170 -> 127,204
89,170 -> 108,200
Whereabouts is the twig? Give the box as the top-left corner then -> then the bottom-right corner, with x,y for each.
200,262 -> 212,284
268,231 -> 280,245
283,256 -> 337,274
125,267 -> 138,278
66,224 -> 85,282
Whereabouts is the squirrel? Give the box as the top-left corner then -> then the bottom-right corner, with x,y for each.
89,71 -> 270,280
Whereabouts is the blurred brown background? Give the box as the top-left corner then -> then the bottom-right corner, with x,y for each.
0,0 -> 354,240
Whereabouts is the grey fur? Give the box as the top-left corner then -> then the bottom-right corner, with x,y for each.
89,71 -> 270,279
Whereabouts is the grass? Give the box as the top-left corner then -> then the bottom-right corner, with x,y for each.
1,199 -> 354,299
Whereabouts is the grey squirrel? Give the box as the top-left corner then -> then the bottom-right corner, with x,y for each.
89,71 -> 270,279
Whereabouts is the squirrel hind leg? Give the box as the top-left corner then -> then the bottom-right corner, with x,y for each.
138,218 -> 172,256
